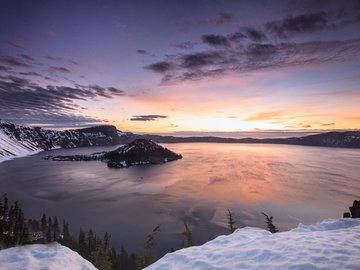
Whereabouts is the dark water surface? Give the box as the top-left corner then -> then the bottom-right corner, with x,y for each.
0,143 -> 359,255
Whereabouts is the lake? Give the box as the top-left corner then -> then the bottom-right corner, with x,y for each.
0,143 -> 359,255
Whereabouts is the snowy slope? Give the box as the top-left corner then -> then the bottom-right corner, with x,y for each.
146,219 -> 360,270
0,243 -> 97,270
0,129 -> 42,163
0,120 -> 132,163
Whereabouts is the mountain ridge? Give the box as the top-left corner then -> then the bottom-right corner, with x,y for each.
1,120 -> 359,163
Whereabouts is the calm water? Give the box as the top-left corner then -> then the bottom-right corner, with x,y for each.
0,143 -> 359,255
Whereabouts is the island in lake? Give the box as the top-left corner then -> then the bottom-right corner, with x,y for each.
44,138 -> 183,168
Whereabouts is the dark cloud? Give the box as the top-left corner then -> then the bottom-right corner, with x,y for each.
228,31 -> 246,42
130,115 -> 167,121
244,28 -> 267,41
182,52 -> 221,69
48,66 -> 71,73
145,39 -> 360,83
136,49 -> 148,54
0,75 -> 126,125
45,55 -> 62,61
69,59 -> 80,65
266,12 -> 328,37
20,54 -> 34,61
0,65 -> 11,72
0,39 -> 24,50
19,71 -> 42,77
201,34 -> 229,46
0,55 -> 32,68
144,61 -> 173,73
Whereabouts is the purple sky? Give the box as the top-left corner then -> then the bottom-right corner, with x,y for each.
0,0 -> 360,132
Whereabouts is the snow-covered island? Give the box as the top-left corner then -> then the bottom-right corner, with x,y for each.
1,219 -> 359,270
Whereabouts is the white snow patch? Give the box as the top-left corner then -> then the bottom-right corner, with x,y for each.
0,243 -> 97,270
146,218 -> 360,270
0,129 -> 42,164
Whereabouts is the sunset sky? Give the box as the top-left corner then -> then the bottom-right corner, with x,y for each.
0,0 -> 359,133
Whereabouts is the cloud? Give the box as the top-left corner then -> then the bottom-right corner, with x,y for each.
245,111 -> 283,121
182,52 -> 222,69
20,54 -> 34,61
321,122 -> 336,126
206,12 -> 234,25
48,66 -> 70,73
0,55 -> 32,68
69,59 -> 80,65
201,34 -> 229,46
266,12 -> 328,37
0,75 -> 126,125
136,49 -> 148,54
130,115 -> 168,121
145,39 -> 360,83
18,71 -> 42,77
173,41 -> 196,50
144,61 -> 173,73
45,55 -> 63,61
244,28 -> 267,41
0,39 -> 24,50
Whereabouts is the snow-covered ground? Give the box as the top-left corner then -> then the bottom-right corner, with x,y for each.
0,243 -> 97,270
146,218 -> 360,270
0,129 -> 42,163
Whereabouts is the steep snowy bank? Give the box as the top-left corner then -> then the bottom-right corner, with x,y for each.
146,219 -> 360,270
0,243 -> 97,270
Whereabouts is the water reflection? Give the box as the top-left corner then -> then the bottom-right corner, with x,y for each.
0,143 -> 359,255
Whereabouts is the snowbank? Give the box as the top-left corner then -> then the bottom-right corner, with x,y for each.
0,243 -> 97,270
146,219 -> 360,270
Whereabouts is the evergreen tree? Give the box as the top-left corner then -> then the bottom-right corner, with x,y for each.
182,222 -> 194,248
53,216 -> 59,241
89,244 -> 112,270
87,229 -> 95,255
227,209 -> 236,234
103,232 -> 111,250
41,213 -> 47,235
139,225 -> 161,268
46,216 -> 53,242
78,227 -> 87,257
262,212 -> 279,233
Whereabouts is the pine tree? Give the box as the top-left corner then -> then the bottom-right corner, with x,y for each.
182,222 -> 195,248
103,232 -> 111,250
89,244 -> 112,270
140,225 -> 161,267
53,216 -> 59,241
78,227 -> 87,257
87,229 -> 94,255
46,217 -> 53,242
227,209 -> 236,233
262,212 -> 279,233
41,213 -> 47,235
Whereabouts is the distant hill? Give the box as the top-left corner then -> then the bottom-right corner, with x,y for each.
138,131 -> 360,148
1,120 -> 359,163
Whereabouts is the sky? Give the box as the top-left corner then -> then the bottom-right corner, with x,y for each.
0,0 -> 359,133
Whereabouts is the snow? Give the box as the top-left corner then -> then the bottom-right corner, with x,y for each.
0,129 -> 42,163
0,243 -> 97,270
146,218 -> 360,270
